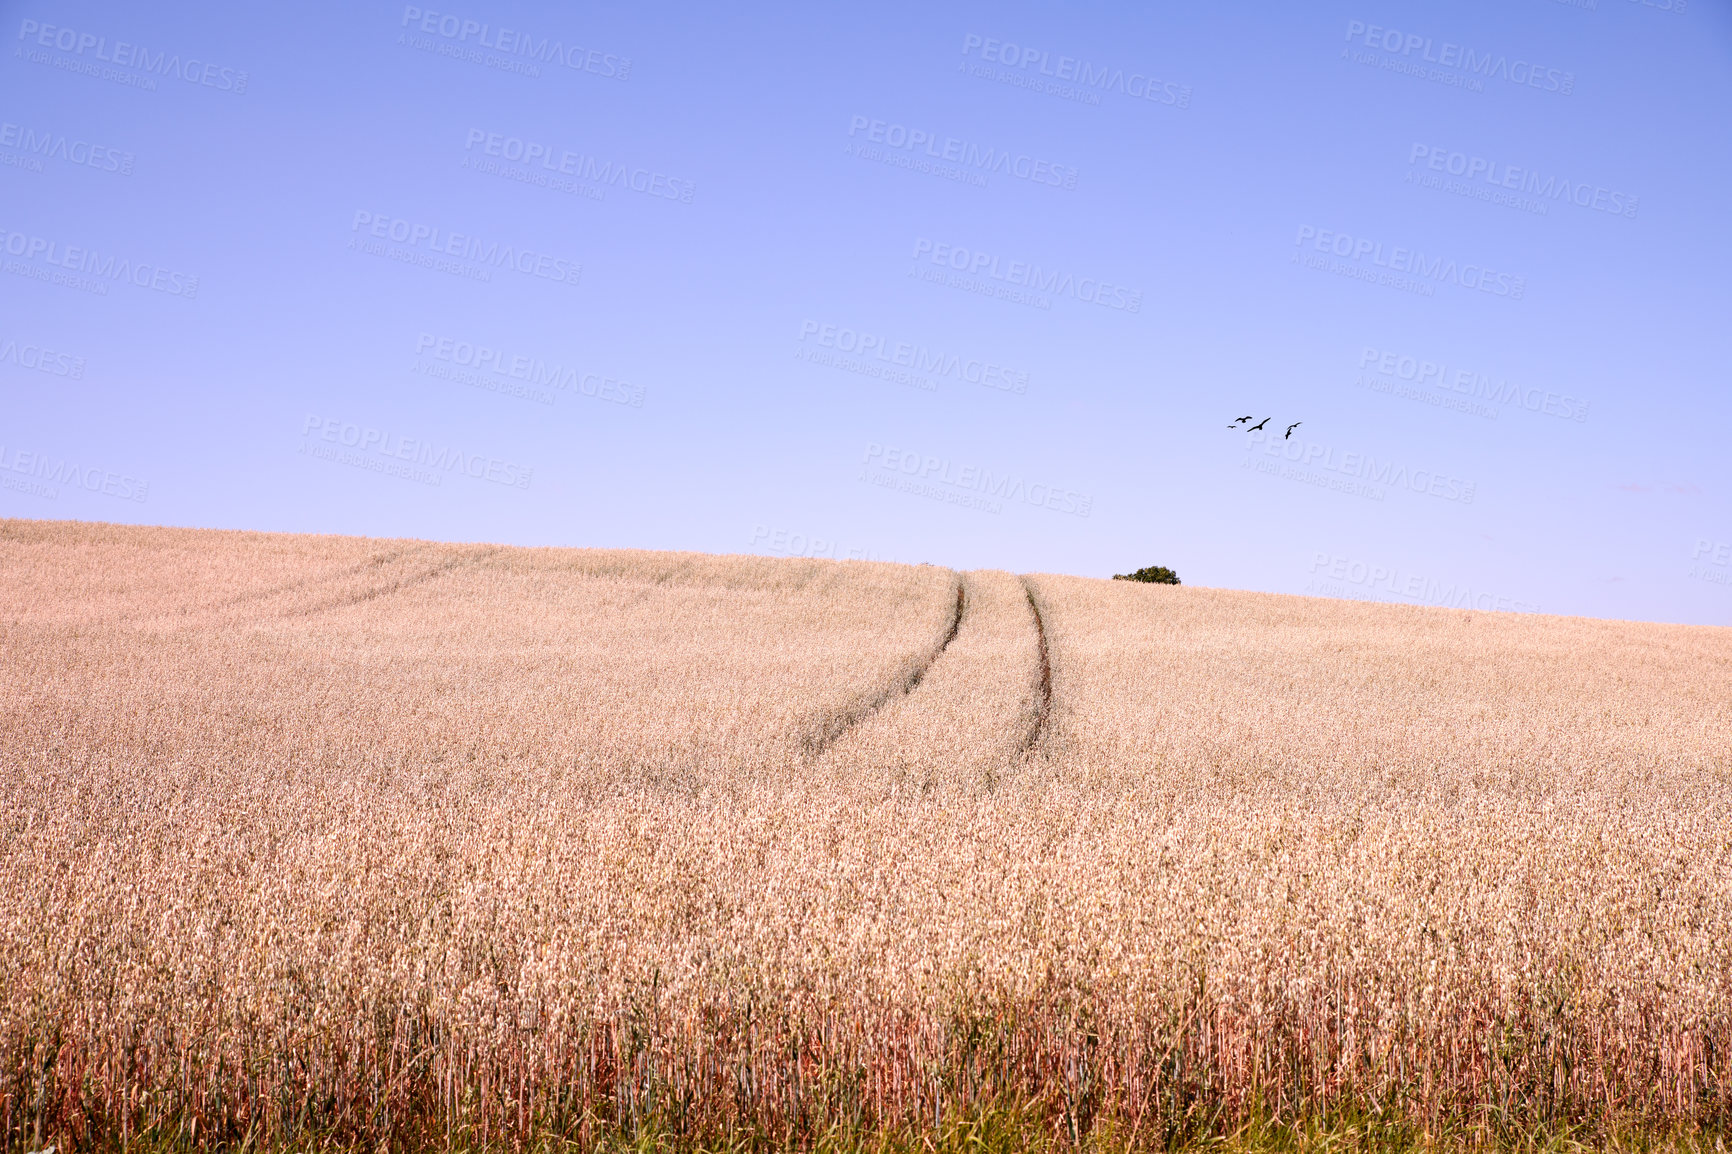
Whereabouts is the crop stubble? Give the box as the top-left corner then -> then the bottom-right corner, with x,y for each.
1,520 -> 1728,1150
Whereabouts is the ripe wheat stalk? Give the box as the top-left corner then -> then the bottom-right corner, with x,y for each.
1,519 -> 1728,1151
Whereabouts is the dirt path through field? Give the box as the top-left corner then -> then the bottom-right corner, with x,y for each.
802,574 -> 966,756
282,545 -> 502,619
815,569 -> 1045,793
1018,577 -> 1052,756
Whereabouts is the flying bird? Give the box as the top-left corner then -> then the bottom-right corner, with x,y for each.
1233,415 -> 1252,424
1248,418 -> 1271,432
1285,422 -> 1302,439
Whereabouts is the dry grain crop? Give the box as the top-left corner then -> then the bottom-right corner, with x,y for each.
1,519 -> 1729,1153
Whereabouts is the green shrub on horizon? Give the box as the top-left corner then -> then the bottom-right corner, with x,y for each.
1112,565 -> 1180,585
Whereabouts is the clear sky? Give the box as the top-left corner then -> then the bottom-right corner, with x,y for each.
3,0 -> 1729,624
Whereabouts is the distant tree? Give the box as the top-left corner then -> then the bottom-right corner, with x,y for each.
1113,565 -> 1180,585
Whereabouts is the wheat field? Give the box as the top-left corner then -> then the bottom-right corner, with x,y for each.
2,518 -> 1729,1153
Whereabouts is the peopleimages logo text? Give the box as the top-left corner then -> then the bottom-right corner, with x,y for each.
799,321 -> 1028,394
750,525 -> 889,563
0,121 -> 132,174
1308,553 -> 1540,614
863,442 -> 1091,517
1408,144 -> 1636,219
912,238 -> 1142,312
847,116 -> 1077,189
349,211 -> 580,286
1359,347 -> 1588,422
301,415 -> 533,488
0,443 -> 148,502
1294,225 -> 1525,299
0,335 -> 85,378
960,34 -> 1191,107
399,7 -> 629,78
1246,428 -> 1475,504
1343,20 -> 1573,95
1690,538 -> 1731,588
1,225 -> 199,297
1693,539 -> 1732,568
16,19 -> 248,92
414,333 -> 644,407
463,129 -> 692,202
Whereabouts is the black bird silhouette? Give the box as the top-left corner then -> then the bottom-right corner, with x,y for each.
1233,415 -> 1252,424
1285,422 -> 1302,439
1248,417 -> 1271,432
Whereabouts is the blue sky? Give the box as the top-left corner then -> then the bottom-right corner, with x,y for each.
3,0 -> 1729,623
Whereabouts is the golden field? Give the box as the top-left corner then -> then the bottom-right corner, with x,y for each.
2,518 -> 1729,1152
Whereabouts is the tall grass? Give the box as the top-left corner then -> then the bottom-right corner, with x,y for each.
1,520 -> 1728,1152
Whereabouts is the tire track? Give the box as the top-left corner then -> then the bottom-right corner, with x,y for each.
128,545 -> 450,634
802,575 -> 966,757
195,545 -> 433,618
284,546 -> 503,619
1019,576 -> 1053,755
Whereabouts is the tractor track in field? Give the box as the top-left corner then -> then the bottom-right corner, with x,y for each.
285,546 -> 503,619
803,574 -> 967,757
805,571 -> 1054,764
1019,577 -> 1052,755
